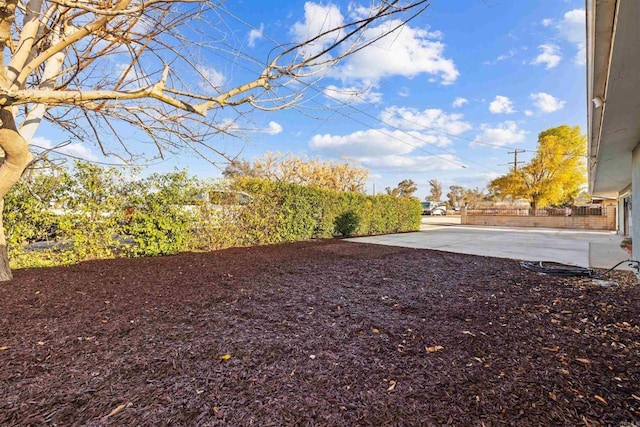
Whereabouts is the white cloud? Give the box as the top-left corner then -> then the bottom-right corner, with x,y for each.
308,106 -> 472,169
307,105 -> 471,174
470,121 -> 527,148
248,24 -> 264,48
113,62 -> 151,88
323,85 -> 382,105
289,3 -> 458,86
484,49 -> 517,65
397,87 -> 410,97
531,44 -> 561,69
218,119 -> 282,135
489,95 -> 516,114
197,65 -> 226,92
524,110 -> 534,117
541,18 -> 553,27
309,128 -> 450,158
347,3 -> 387,21
452,97 -> 468,108
332,19 -> 459,86
530,92 -> 565,113
31,136 -> 98,160
219,118 -> 240,133
380,106 -> 472,135
359,154 -> 464,172
291,3 -> 345,59
264,121 -> 283,135
558,9 -> 586,65
496,51 -> 513,61
116,63 -> 131,80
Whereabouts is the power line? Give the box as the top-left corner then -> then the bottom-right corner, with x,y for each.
215,5 -> 498,172
268,70 -> 507,173
208,6 -> 587,167
508,149 -> 525,171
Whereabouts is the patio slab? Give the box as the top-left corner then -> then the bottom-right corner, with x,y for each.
348,220 -> 631,270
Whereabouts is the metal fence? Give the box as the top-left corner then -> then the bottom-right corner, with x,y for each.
465,206 -> 607,217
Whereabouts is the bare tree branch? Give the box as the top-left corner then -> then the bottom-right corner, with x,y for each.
13,0 -> 134,89
0,0 -> 433,279
0,64 -> 273,116
47,0 -> 200,16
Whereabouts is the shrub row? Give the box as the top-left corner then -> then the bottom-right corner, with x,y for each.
199,177 -> 422,248
4,164 -> 422,269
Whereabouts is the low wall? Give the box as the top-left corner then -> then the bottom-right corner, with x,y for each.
461,207 -> 616,230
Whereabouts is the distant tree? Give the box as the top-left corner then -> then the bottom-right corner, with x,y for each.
574,190 -> 592,205
386,179 -> 417,197
445,185 -> 488,207
222,160 -> 261,179
427,179 -> 443,201
446,185 -> 464,207
224,152 -> 369,193
489,125 -> 586,209
462,187 -> 489,207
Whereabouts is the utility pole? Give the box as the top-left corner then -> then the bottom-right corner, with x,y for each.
507,149 -> 525,171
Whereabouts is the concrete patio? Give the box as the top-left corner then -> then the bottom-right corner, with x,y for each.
348,216 -> 631,270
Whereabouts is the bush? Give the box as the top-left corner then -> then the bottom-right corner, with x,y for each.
5,169 -> 422,269
334,211 -> 360,237
121,171 -> 199,257
4,162 -> 128,267
217,177 -> 421,243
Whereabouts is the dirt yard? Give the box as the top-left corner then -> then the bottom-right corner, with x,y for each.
0,240 -> 638,426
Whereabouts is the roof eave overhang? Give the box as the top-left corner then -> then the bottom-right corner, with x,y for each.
586,0 -> 617,196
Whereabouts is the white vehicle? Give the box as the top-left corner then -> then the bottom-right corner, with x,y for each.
180,190 -> 252,230
182,189 -> 251,212
421,201 -> 447,216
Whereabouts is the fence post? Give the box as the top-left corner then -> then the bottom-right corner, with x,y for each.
606,205 -> 617,231
460,205 -> 467,225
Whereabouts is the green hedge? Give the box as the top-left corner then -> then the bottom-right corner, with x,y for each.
194,177 -> 422,249
5,168 -> 422,269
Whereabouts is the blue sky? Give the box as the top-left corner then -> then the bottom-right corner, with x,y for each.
34,0 -> 587,201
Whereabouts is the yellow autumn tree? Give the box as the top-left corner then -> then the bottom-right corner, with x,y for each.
488,125 -> 587,209
223,152 -> 369,193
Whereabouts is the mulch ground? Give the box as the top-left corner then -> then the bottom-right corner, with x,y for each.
0,239 -> 638,426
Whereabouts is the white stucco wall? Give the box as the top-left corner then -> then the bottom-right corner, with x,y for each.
617,197 -> 623,234
631,144 -> 640,260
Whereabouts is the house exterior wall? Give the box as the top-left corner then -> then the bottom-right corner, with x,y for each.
617,197 -> 625,234
617,192 -> 631,236
632,143 -> 640,260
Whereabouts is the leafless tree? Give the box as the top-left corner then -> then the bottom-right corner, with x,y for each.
0,0 -> 430,280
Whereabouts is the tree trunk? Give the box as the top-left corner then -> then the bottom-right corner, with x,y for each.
0,199 -> 11,281
0,111 -> 34,282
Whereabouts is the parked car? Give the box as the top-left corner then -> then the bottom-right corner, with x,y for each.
123,189 -> 252,224
421,201 -> 447,216
181,189 -> 251,213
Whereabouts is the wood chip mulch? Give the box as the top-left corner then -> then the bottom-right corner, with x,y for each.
0,240 -> 638,426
